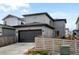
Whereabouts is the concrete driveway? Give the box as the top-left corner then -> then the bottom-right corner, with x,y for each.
0,43 -> 35,55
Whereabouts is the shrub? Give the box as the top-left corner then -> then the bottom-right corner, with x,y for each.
36,50 -> 48,55
25,49 -> 48,55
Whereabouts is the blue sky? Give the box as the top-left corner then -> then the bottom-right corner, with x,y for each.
0,2 -> 79,31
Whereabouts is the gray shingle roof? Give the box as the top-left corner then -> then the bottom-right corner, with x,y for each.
2,14 -> 23,21
54,19 -> 67,23
23,12 -> 67,23
13,22 -> 54,29
0,24 -> 15,30
23,12 -> 54,21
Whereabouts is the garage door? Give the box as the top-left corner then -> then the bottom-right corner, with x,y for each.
18,29 -> 42,42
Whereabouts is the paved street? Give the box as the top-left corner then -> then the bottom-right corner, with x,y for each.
0,43 -> 35,55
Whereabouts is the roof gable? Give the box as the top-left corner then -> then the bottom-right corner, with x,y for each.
0,24 -> 15,30
23,12 -> 54,21
2,14 -> 22,21
23,12 -> 67,23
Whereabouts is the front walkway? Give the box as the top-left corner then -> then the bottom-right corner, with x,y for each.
0,43 -> 35,55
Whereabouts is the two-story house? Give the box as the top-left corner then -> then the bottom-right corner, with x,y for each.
2,12 -> 67,42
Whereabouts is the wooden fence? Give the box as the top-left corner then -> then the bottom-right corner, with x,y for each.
62,39 -> 79,54
35,37 -> 79,54
0,36 -> 16,47
75,40 -> 79,54
62,40 -> 75,54
54,39 -> 61,54
35,37 -> 55,54
35,38 -> 62,54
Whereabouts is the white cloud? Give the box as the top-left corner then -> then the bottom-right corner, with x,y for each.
21,9 -> 29,13
0,0 -> 30,23
0,0 -> 30,12
0,0 -> 29,7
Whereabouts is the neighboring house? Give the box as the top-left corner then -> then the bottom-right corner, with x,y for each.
76,17 -> 79,30
2,15 -> 25,26
2,12 -> 67,42
73,30 -> 79,39
0,24 -> 15,36
73,17 -> 79,39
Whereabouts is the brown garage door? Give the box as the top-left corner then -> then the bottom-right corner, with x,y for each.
18,29 -> 42,42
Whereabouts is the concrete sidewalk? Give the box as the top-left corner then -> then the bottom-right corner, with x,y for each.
0,43 -> 35,55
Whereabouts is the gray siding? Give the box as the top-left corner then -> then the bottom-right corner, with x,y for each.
24,14 -> 53,26
4,17 -> 22,26
42,26 -> 54,37
2,28 -> 15,36
54,21 -> 65,37
0,28 -> 2,36
49,20 -> 54,27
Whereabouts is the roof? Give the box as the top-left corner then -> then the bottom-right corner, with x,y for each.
23,12 -> 54,21
13,22 -> 54,29
73,30 -> 79,34
76,16 -> 79,24
2,12 -> 67,24
23,12 -> 67,23
2,14 -> 22,21
54,19 -> 67,23
0,24 -> 15,30
73,30 -> 79,32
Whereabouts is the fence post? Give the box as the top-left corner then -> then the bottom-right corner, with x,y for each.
74,39 -> 77,54
52,38 -> 55,54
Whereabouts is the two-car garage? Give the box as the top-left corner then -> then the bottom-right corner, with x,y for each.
13,23 -> 54,43
18,29 -> 42,42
